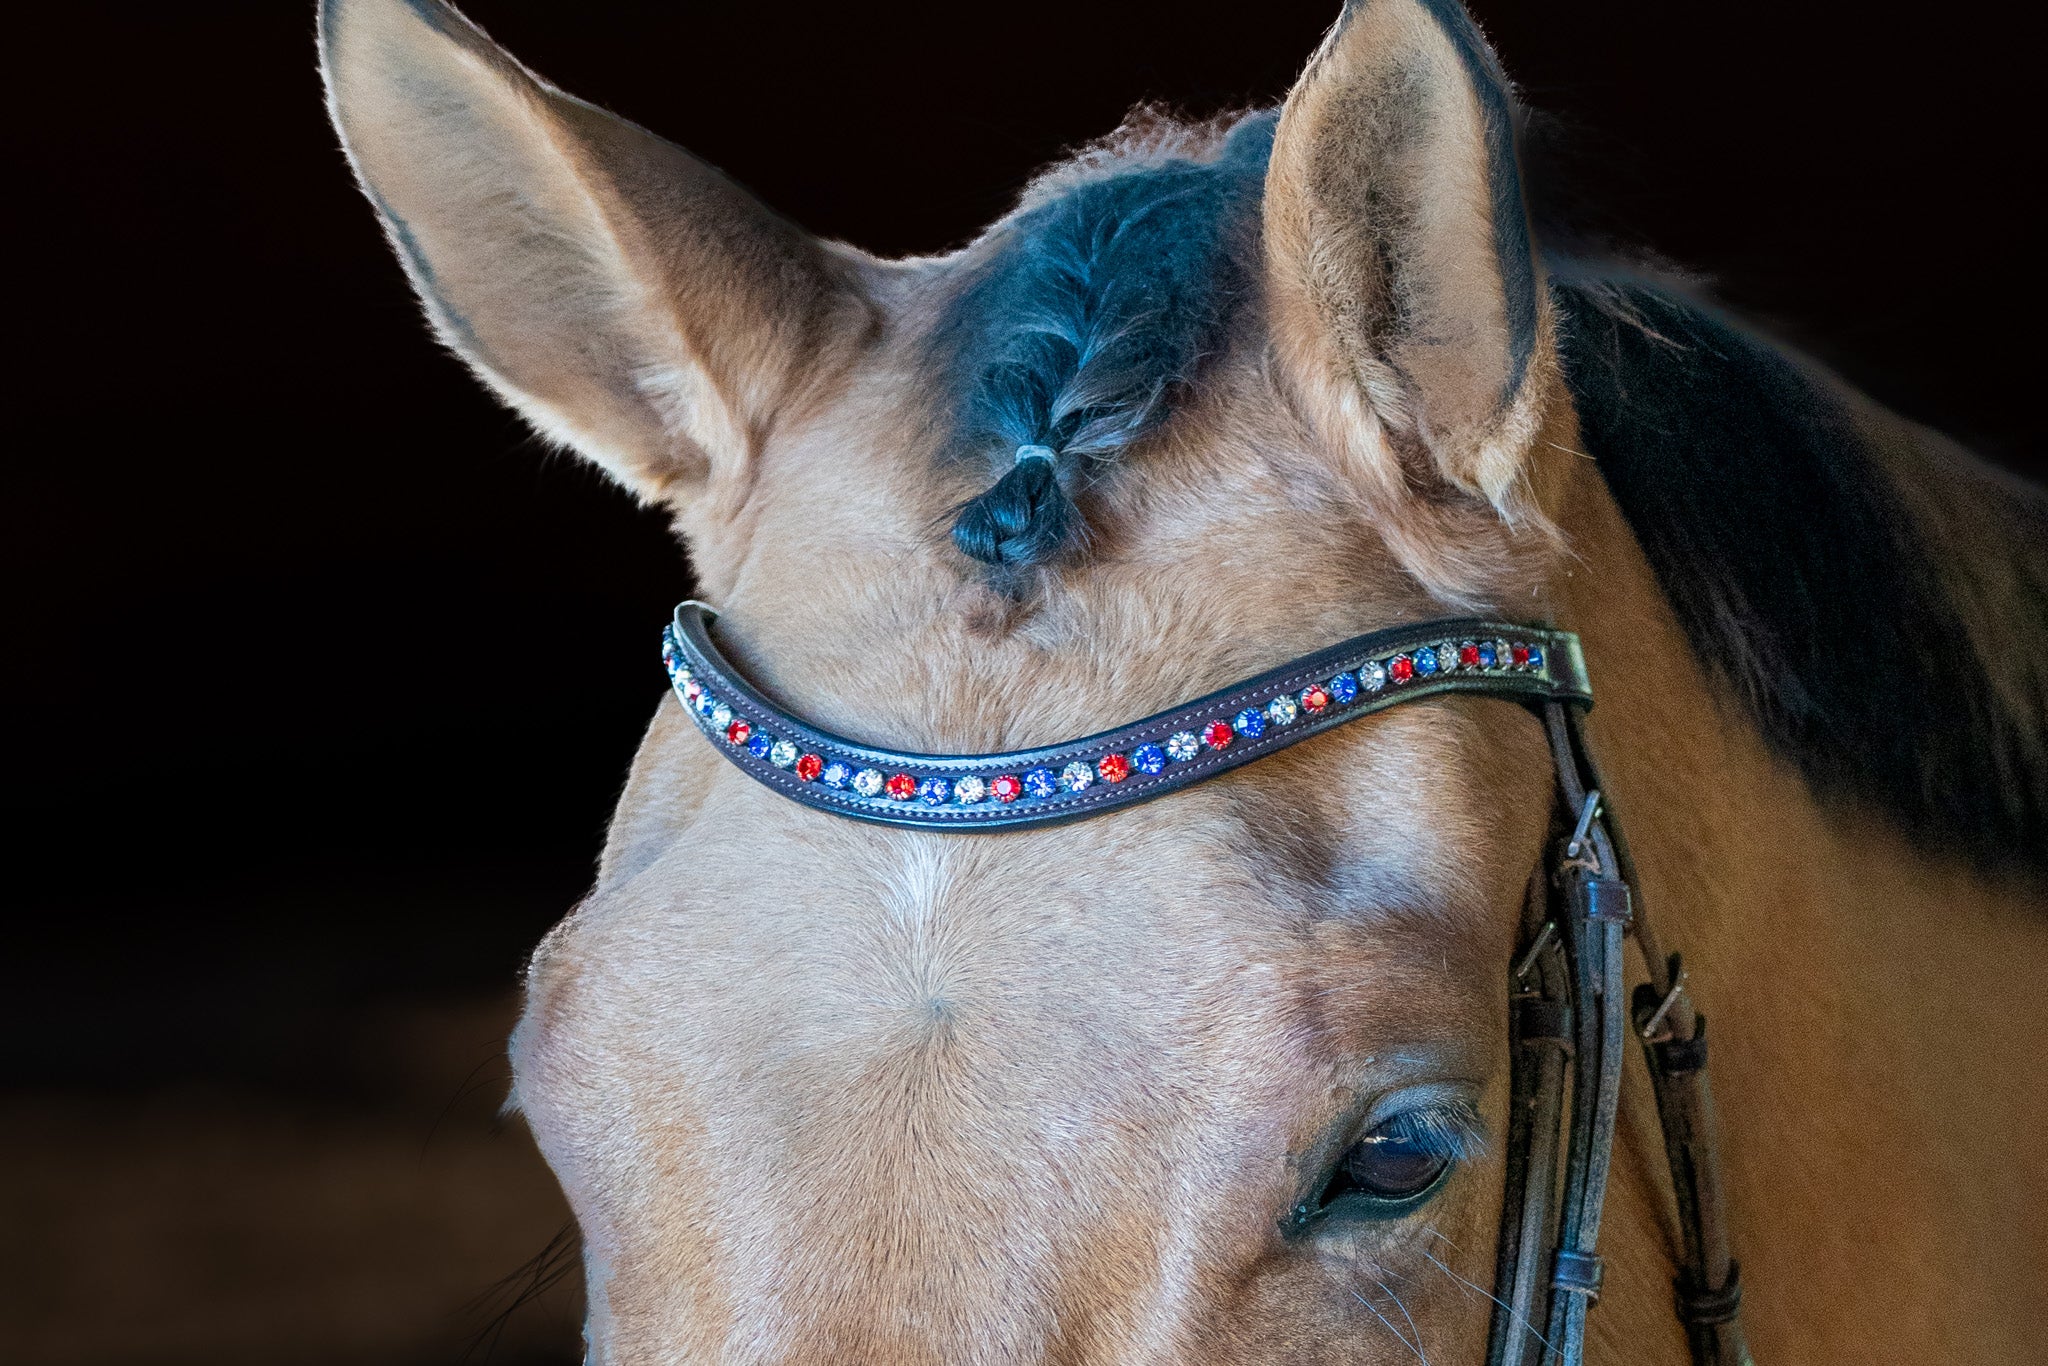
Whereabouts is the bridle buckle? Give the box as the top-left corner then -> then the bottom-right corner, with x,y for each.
1637,962 -> 1692,1044
1556,790 -> 1608,880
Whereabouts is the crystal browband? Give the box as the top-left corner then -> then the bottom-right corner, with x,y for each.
660,602 -> 1592,831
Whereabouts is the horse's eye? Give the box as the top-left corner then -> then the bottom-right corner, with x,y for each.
1337,1121 -> 1452,1200
1298,1108 -> 1464,1229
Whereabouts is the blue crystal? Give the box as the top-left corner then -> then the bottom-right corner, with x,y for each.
1023,767 -> 1058,799
1233,707 -> 1267,739
1477,643 -> 1498,669
1525,644 -> 1545,670
918,777 -> 952,806
1329,672 -> 1358,704
1415,646 -> 1440,677
746,733 -> 773,759
1131,743 -> 1167,775
694,691 -> 717,717
821,761 -> 853,790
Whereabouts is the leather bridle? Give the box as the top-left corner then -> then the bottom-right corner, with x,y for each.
659,602 -> 1752,1366
1491,701 -> 1751,1366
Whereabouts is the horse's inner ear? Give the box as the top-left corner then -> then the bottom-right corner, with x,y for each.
319,0 -> 870,503
1264,0 -> 1547,524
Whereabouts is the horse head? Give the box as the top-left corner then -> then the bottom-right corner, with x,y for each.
320,1 -> 2048,1361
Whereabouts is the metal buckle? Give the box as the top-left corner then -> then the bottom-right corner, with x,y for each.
1564,790 -> 1602,859
1557,791 -> 1605,879
1637,963 -> 1690,1044
1512,920 -> 1559,985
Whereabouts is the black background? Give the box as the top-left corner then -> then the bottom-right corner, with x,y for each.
6,2 -> 2039,1361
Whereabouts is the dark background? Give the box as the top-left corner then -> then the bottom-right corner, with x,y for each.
5,2 -> 2039,1362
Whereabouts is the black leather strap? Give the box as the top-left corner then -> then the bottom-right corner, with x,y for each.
1490,900 -> 1573,1366
1553,707 -> 1751,1366
662,602 -> 1590,831
1634,994 -> 1753,1366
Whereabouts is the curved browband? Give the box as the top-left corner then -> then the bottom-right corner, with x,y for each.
662,602 -> 1591,831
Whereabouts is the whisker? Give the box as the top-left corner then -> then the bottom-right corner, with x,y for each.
1350,1286 -> 1428,1364
463,1222 -> 582,1364
1368,1274 -> 1431,1366
1417,1240 -> 1556,1357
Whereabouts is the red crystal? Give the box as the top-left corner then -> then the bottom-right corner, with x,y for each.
795,753 -> 824,782
1511,644 -> 1531,668
885,773 -> 917,801
1201,720 -> 1234,750
990,774 -> 1023,803
1097,753 -> 1131,783
1459,643 -> 1481,669
1300,685 -> 1330,714
1389,655 -> 1415,684
725,720 -> 752,745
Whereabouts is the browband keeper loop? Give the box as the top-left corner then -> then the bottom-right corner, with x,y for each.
1676,1261 -> 1743,1325
1552,1248 -> 1605,1300
1652,1015 -> 1710,1075
1581,875 -> 1634,925
1515,997 -> 1573,1050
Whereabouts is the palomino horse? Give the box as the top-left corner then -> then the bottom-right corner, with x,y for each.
320,0 -> 2048,1361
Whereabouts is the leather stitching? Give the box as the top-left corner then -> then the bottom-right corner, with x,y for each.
669,607 -> 1589,830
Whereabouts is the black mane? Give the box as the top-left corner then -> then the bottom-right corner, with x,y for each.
1551,270 -> 2048,876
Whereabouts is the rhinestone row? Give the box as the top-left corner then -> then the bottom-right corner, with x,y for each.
662,629 -> 1545,808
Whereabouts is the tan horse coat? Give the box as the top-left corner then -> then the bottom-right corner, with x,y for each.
321,0 -> 2048,1359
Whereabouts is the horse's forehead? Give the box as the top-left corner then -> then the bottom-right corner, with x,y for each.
531,697 -> 1542,1090
512,665 -> 1549,1353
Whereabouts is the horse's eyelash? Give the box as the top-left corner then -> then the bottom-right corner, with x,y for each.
1369,1101 -> 1487,1162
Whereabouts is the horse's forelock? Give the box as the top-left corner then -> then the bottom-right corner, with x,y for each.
933,110 -> 1279,573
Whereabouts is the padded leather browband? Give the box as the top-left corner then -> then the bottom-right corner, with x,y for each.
661,601 -> 1591,831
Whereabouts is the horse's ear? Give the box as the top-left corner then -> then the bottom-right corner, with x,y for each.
319,0 -> 870,504
1264,0 -> 1548,526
